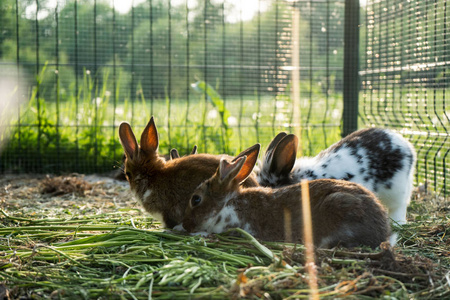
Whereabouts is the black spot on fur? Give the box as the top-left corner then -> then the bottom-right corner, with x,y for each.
327,128 -> 408,185
260,168 -> 297,188
364,176 -> 370,182
321,164 -> 328,169
385,182 -> 392,189
304,170 -> 318,180
322,173 -> 327,177
215,215 -> 222,225
360,167 -> 366,174
225,215 -> 231,223
350,148 -> 364,163
343,173 -> 354,181
272,176 -> 296,188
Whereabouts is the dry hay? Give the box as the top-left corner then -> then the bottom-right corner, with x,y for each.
40,174 -> 93,197
0,174 -> 449,299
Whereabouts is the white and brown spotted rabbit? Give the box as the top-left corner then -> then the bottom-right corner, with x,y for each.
180,144 -> 390,249
118,116 -> 258,228
257,128 -> 416,228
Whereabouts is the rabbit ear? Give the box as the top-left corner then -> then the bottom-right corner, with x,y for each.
191,145 -> 198,155
234,144 -> 260,162
265,132 -> 288,162
140,116 -> 159,154
266,132 -> 288,158
219,156 -> 247,184
233,144 -> 260,181
119,122 -> 138,159
269,134 -> 298,176
170,148 -> 180,160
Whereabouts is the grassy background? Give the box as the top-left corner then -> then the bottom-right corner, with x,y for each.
1,67 -> 448,196
0,70 -> 342,174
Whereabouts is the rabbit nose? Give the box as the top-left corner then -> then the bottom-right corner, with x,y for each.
173,223 -> 186,232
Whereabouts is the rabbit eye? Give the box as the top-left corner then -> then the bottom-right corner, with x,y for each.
191,195 -> 202,207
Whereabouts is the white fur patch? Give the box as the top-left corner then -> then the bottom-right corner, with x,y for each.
150,211 -> 164,224
389,232 -> 398,246
256,158 -> 282,186
294,147 -> 370,184
317,235 -> 334,249
318,226 -> 354,248
343,226 -> 354,238
143,189 -> 152,199
242,223 -> 255,235
173,224 -> 185,232
132,191 -> 143,205
198,193 -> 241,234
191,231 -> 210,237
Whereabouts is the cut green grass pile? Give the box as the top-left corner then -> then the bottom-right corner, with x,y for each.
0,175 -> 449,299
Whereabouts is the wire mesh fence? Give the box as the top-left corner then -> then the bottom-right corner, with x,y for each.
2,0 -> 448,196
360,0 -> 450,196
0,0 -> 346,174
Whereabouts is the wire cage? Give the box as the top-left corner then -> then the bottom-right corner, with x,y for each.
0,0 -> 346,174
0,0 -> 448,196
360,0 -> 450,196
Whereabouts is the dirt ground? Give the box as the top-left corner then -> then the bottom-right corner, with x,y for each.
0,173 -> 138,218
1,173 -> 447,224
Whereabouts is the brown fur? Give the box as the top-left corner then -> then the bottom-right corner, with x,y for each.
182,149 -> 390,249
118,117 -> 258,228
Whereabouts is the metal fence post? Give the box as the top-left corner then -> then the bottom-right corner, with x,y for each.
342,0 -> 360,137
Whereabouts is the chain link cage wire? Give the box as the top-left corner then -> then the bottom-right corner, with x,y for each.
360,0 -> 450,196
0,0 -> 346,175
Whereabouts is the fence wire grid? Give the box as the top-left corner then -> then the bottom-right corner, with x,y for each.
361,0 -> 450,196
0,0 -> 345,174
0,0 -> 448,195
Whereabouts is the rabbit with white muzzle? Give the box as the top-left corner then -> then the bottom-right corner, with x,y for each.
257,128 -> 416,231
118,116 -> 259,228
180,144 -> 390,249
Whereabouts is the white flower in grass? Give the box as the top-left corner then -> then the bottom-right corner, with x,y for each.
275,113 -> 285,121
228,116 -> 238,126
93,97 -> 102,105
115,107 -> 124,115
332,109 -> 341,120
252,112 -> 261,120
191,82 -> 201,92
207,109 -> 218,119
276,101 -> 285,108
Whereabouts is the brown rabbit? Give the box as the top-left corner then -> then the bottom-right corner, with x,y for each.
181,144 -> 390,248
114,146 -> 197,180
118,116 -> 258,228
169,145 -> 198,160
